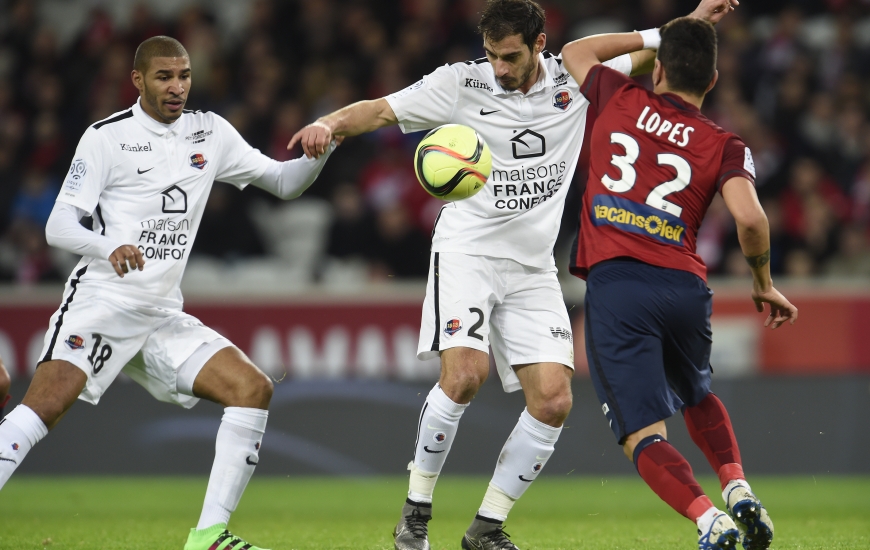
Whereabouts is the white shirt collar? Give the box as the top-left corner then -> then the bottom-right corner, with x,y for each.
132,97 -> 183,136
487,52 -> 556,97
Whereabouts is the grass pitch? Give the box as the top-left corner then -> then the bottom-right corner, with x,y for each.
0,476 -> 867,549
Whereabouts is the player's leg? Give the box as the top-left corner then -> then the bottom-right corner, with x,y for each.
397,252 -> 496,550
584,261 -> 739,549
667,289 -> 772,550
2,289 -> 146,490
683,394 -> 772,550
0,360 -> 83,487
462,263 -> 575,550
181,345 -> 272,549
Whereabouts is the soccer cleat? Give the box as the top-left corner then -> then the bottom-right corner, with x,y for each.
461,515 -> 520,550
726,485 -> 774,549
698,512 -> 740,550
393,499 -> 432,550
183,523 -> 270,550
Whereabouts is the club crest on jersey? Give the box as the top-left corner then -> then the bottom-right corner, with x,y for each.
444,318 -> 462,337
189,152 -> 208,170
532,462 -> 543,473
433,432 -> 447,444
552,89 -> 573,111
592,195 -> 687,246
65,334 -> 85,351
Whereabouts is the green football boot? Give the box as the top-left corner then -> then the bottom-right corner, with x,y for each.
183,523 -> 270,550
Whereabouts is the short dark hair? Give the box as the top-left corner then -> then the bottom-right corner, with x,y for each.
658,17 -> 717,97
478,0 -> 545,51
133,36 -> 189,73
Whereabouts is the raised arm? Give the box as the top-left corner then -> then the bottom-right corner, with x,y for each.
562,0 -> 738,85
721,177 -> 798,329
288,99 -> 398,159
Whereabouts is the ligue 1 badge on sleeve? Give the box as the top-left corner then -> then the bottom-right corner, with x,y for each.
189,151 -> 208,170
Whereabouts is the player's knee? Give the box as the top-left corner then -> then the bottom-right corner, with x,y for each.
533,390 -> 572,427
442,366 -> 487,403
244,371 -> 273,408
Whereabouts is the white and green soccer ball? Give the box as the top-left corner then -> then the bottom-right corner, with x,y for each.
413,124 -> 492,201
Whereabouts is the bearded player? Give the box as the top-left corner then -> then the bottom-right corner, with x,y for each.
561,9 -> 794,550
0,36 -> 336,549
291,1 -> 729,548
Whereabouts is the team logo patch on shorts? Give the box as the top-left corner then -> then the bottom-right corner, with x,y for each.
433,432 -> 446,444
11,442 -> 19,451
189,152 -> 208,170
592,194 -> 686,246
64,334 -> 85,351
553,89 -> 573,111
444,318 -> 462,337
532,462 -> 543,473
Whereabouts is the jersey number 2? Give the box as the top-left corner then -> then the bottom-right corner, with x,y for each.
601,132 -> 691,217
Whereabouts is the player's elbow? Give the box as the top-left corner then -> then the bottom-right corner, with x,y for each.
733,208 -> 768,239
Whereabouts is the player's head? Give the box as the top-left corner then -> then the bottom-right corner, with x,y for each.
131,36 -> 191,124
654,17 -> 718,100
478,0 -> 546,91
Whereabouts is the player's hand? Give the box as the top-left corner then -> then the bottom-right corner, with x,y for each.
690,0 -> 737,25
751,285 -> 798,329
288,121 -> 334,159
108,244 -> 145,278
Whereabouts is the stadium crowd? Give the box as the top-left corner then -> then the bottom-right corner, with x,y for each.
0,0 -> 867,284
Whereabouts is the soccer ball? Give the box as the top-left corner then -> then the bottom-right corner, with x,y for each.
414,124 -> 492,201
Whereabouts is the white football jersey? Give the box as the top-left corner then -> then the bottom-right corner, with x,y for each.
386,52 -> 632,269
58,99 -> 277,308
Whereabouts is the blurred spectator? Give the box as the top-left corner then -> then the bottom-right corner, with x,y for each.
824,224 -> 870,277
193,185 -> 266,261
325,182 -> 378,262
370,203 -> 430,279
0,0 -> 866,284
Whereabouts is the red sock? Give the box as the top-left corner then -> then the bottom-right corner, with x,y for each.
684,393 -> 745,490
634,436 -> 714,521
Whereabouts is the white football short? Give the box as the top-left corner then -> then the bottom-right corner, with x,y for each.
38,286 -> 230,408
417,252 -> 575,393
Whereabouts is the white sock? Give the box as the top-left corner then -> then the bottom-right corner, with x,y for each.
722,479 -> 751,503
408,384 -> 468,503
479,408 -> 562,520
697,506 -> 722,532
197,407 -> 268,530
0,405 -> 48,489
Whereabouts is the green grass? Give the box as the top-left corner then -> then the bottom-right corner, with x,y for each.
0,476 -> 868,549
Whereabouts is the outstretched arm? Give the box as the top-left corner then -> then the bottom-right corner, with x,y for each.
562,0 -> 738,85
252,142 -> 338,200
721,177 -> 798,329
288,99 -> 398,159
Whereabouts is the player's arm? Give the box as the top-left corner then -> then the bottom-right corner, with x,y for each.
45,202 -> 144,278
563,0 -> 736,84
721,177 -> 798,329
562,32 -> 646,87
251,141 -> 338,200
288,99 -> 398,160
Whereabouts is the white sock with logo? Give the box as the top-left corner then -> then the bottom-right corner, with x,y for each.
197,407 -> 268,530
479,408 -> 562,520
408,384 -> 468,503
0,405 -> 48,489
